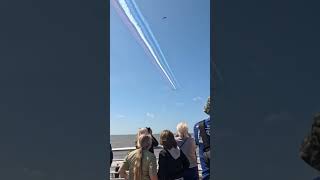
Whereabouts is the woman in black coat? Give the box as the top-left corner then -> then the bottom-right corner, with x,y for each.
158,130 -> 190,180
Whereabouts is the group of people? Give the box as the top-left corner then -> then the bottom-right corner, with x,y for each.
111,97 -> 211,180
108,95 -> 320,180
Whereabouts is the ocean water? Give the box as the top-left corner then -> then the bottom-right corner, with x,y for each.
111,134 -> 161,149
110,134 -> 161,159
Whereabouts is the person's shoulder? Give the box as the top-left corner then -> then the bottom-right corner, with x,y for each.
194,121 -> 200,129
159,149 -> 168,156
144,150 -> 156,160
144,149 -> 155,155
194,119 -> 206,128
187,136 -> 195,142
125,150 -> 138,161
196,118 -> 210,127
127,149 -> 138,156
184,137 -> 195,147
159,149 -> 167,154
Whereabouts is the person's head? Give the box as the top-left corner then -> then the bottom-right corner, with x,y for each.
204,96 -> 211,115
136,134 -> 152,150
135,128 -> 149,146
137,127 -> 149,136
160,130 -> 177,150
176,122 -> 190,138
133,134 -> 152,180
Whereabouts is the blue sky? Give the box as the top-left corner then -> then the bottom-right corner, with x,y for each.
110,0 -> 210,135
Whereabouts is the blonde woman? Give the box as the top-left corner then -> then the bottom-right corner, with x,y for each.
175,122 -> 199,180
119,134 -> 158,180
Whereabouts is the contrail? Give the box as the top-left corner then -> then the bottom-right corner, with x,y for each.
111,0 -> 178,90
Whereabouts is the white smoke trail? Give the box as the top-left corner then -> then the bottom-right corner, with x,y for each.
129,0 -> 179,87
112,0 -> 177,90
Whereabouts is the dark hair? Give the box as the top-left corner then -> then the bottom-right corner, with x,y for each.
160,130 -> 177,149
146,127 -> 151,133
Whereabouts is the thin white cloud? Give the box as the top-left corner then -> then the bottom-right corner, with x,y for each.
146,112 -> 155,119
116,114 -> 126,119
192,96 -> 203,102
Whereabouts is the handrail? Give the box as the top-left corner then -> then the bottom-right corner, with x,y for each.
111,146 -> 201,166
112,145 -> 163,152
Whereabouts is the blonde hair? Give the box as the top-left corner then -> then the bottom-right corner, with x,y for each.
176,122 -> 190,138
134,134 -> 152,180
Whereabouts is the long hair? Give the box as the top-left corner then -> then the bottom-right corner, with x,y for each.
176,122 -> 190,138
160,130 -> 177,150
134,134 -> 152,180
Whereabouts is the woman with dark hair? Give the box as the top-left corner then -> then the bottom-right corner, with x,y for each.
158,130 -> 190,180
119,134 -> 158,180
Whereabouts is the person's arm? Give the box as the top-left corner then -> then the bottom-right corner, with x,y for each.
194,123 -> 199,145
152,135 -> 159,147
118,165 -> 128,180
118,156 -> 129,180
191,137 -> 197,152
157,151 -> 167,180
147,128 -> 159,147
